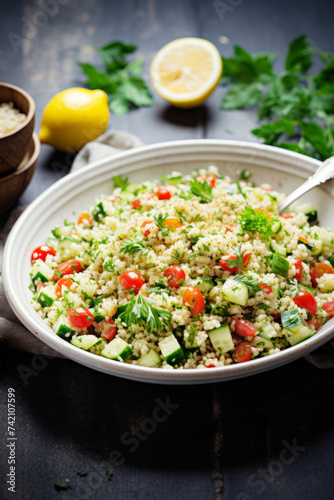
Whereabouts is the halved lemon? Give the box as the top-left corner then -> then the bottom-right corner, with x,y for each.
150,37 -> 223,108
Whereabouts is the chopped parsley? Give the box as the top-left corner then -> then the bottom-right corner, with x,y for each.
118,292 -> 172,333
224,246 -> 244,271
120,238 -> 147,255
113,175 -> 129,191
189,179 -> 213,203
238,206 -> 280,240
154,213 -> 170,236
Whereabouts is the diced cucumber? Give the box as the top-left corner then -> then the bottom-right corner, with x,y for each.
222,278 -> 248,306
311,227 -> 334,247
71,335 -> 99,350
252,334 -> 275,349
81,250 -> 93,266
47,237 -> 59,250
52,224 -> 74,238
271,221 -> 282,234
159,334 -> 185,365
58,237 -> 81,253
270,240 -> 287,256
288,325 -> 315,346
272,254 -> 289,277
37,286 -> 57,308
89,337 -> 107,355
76,275 -> 98,298
161,174 -> 183,186
92,201 -> 107,221
30,260 -> 54,283
137,349 -> 162,367
62,290 -> 84,307
260,322 -> 277,338
311,240 -> 322,256
209,324 -> 234,354
54,315 -> 76,340
281,309 -> 302,332
297,202 -> 318,222
101,338 -> 132,361
194,278 -> 214,295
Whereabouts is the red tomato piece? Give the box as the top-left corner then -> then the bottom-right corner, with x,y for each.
100,319 -> 117,341
182,287 -> 205,316
293,291 -> 317,316
232,341 -> 252,363
259,283 -> 273,294
131,199 -> 140,209
307,318 -> 322,330
156,188 -> 172,200
311,263 -> 334,287
118,270 -> 145,294
141,221 -> 152,237
164,266 -> 186,287
280,214 -> 294,219
219,252 -> 251,273
77,212 -> 92,226
231,317 -> 257,337
31,245 -> 55,262
55,277 -> 73,297
274,313 -> 281,322
197,173 -> 217,188
322,300 -> 334,318
294,258 -> 303,282
53,260 -> 82,281
37,283 -> 46,293
67,307 -> 94,328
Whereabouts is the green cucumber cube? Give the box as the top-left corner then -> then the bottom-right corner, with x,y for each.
159,334 -> 185,365
209,324 -> 234,354
101,338 -> 132,361
137,349 -> 162,367
71,335 -> 99,350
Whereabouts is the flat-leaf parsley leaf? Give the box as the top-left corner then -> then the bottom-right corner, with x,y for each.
118,292 -> 171,333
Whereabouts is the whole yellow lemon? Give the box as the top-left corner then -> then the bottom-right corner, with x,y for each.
39,88 -> 110,152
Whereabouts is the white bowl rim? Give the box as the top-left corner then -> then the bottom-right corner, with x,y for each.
3,139 -> 334,384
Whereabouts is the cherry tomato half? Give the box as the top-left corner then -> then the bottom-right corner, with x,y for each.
156,188 -> 172,200
119,270 -> 145,294
67,307 -> 94,328
182,287 -> 205,316
141,221 -> 152,237
259,283 -> 273,294
322,300 -> 334,318
100,319 -> 117,341
294,258 -> 303,282
55,277 -> 73,297
162,217 -> 182,229
232,341 -> 252,363
219,252 -> 251,273
131,199 -> 140,209
77,212 -> 92,226
31,245 -> 55,262
231,317 -> 257,337
197,173 -> 217,188
293,290 -> 318,316
53,260 -> 82,281
311,263 -> 334,287
164,266 -> 186,287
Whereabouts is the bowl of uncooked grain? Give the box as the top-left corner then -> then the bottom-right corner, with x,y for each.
0,82 -> 36,177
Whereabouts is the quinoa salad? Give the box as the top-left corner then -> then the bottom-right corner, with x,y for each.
29,166 -> 334,369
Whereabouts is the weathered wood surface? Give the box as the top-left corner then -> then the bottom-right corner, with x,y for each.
1,1 -> 334,499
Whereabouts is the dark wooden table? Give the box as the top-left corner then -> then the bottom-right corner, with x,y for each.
1,1 -> 334,499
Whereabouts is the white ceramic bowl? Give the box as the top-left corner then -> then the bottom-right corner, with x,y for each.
3,140 -> 334,384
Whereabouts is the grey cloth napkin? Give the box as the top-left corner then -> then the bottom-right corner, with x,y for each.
1,130 -> 334,368
0,130 -> 143,358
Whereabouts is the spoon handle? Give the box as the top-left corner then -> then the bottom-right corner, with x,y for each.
278,156 -> 334,214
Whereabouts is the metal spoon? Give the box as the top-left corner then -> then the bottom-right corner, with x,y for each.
278,156 -> 334,214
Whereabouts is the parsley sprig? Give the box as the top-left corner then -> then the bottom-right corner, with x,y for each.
190,179 -> 213,203
224,246 -> 244,271
238,207 -> 279,240
221,35 -> 334,160
154,213 -> 170,236
120,238 -> 148,255
78,41 -> 153,116
118,293 -> 171,333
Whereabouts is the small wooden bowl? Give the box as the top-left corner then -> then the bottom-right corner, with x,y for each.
0,132 -> 40,216
0,82 -> 35,177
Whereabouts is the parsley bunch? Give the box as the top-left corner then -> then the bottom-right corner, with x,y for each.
221,36 -> 334,160
238,207 -> 279,240
78,41 -> 153,116
120,238 -> 147,255
190,179 -> 213,203
118,292 -> 171,333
